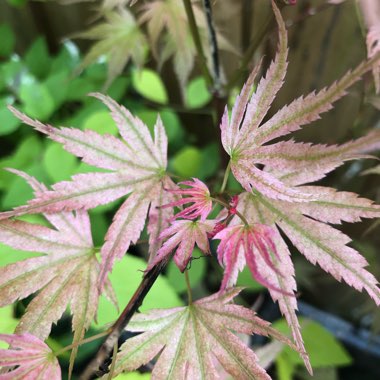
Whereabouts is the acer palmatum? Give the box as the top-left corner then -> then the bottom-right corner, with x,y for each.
0,1 -> 380,379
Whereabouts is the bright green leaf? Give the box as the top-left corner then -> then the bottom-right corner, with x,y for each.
276,354 -> 296,380
171,146 -> 202,177
274,318 -> 352,368
44,70 -> 70,108
132,69 -> 168,104
185,77 -> 211,109
82,110 -> 118,135
167,248 -> 206,293
19,80 -> 55,120
95,255 -> 183,327
43,142 -> 78,182
0,99 -> 20,135
114,372 -> 151,380
2,163 -> 49,209
0,57 -> 23,91
236,266 -> 265,292
0,136 -> 43,190
0,306 -> 18,347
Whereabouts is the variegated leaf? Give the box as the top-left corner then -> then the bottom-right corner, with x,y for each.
2,95 -> 172,281
0,333 -> 61,379
103,289 -> 299,380
0,172 -> 106,377
220,1 -> 380,202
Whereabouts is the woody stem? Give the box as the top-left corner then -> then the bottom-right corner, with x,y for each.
80,255 -> 172,380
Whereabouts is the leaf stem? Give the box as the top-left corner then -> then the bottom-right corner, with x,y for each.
54,330 -> 110,357
182,0 -> 214,88
79,255 -> 172,380
210,196 -> 250,226
220,160 -> 231,193
185,270 -> 193,305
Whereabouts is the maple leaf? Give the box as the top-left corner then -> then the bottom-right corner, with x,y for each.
161,178 -> 213,221
220,1 -> 380,202
102,288 -> 300,379
214,223 -> 288,293
0,170 -> 114,376
359,0 -> 380,93
215,2 -> 380,370
75,8 -> 148,88
139,0 -> 234,92
0,333 -> 61,379
148,219 -> 215,272
224,189 -> 380,373
3,94 -> 176,288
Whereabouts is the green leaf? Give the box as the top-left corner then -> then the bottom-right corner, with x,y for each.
132,69 -> 168,104
2,163 -> 49,209
24,37 -> 51,79
0,98 -> 20,135
43,142 -> 78,182
185,77 -> 211,108
6,0 -> 28,7
198,143 -> 220,180
0,306 -> 18,347
50,41 -> 80,73
0,24 -> 15,57
0,136 -> 43,190
44,70 -> 70,108
0,241 -> 41,267
236,266 -> 265,292
135,109 -> 184,146
95,255 -> 183,327
0,57 -> 23,91
274,318 -> 352,368
19,79 -> 55,120
66,77 -> 96,101
114,372 -> 151,380
167,248 -> 206,293
107,77 -> 130,101
89,213 -> 108,247
82,110 -> 118,135
276,354 -> 296,380
171,146 -> 202,177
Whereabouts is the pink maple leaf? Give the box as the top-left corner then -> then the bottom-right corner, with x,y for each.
0,170 -> 116,377
0,333 -> 61,380
148,219 -> 215,272
214,223 -> 287,293
161,178 -> 212,221
215,1 -> 380,371
220,1 -> 380,202
1,94 -> 177,289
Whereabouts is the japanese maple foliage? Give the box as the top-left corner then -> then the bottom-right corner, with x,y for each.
102,289 -> 299,380
0,1 -> 380,379
0,170 -> 115,376
0,333 -> 61,380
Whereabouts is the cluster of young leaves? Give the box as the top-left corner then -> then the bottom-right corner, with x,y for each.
76,0 -> 234,92
0,1 -> 380,379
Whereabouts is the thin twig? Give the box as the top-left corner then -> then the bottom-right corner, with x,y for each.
182,0 -> 213,88
80,256 -> 172,380
203,0 -> 222,93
